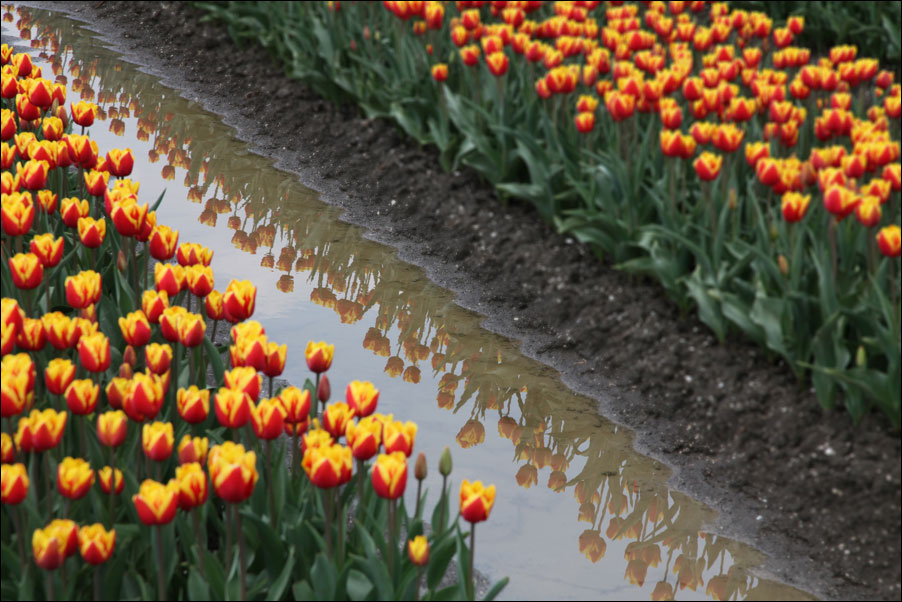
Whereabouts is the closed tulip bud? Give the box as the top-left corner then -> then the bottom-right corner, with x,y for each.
175,462 -> 208,510
431,63 -> 448,82
65,270 -> 102,309
214,387 -> 252,429
60,197 -> 89,228
83,170 -> 109,197
32,525 -> 68,570
372,451 -> 408,499
78,332 -> 110,373
178,435 -> 209,466
1,462 -> 29,504
71,100 -> 97,127
205,290 -> 224,321
345,416 -> 382,460
408,535 -> 429,566
209,441 -> 259,503
251,398 -> 286,440
317,373 -> 331,403
97,410 -> 127,447
142,421 -> 174,462
876,225 -> 901,257
133,479 -> 179,525
439,446 -> 452,477
105,148 -> 133,177
415,451 -> 427,481
346,380 -> 378,417
305,341 -> 335,374
9,252 -> 43,289
178,312 -> 206,347
29,233 -> 63,267
44,358 -> 75,396
57,457 -> 94,500
302,441 -> 352,489
279,386 -> 311,423
149,225 -> 179,261
460,479 -> 495,523
383,420 -> 417,456
223,279 -> 256,323
1,191 -> 35,235
78,524 -> 115,565
65,379 -> 99,415
141,290 -> 169,324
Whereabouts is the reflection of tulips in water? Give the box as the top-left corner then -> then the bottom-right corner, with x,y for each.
455,418 -> 484,449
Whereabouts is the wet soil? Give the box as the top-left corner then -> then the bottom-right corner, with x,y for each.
40,2 -> 901,599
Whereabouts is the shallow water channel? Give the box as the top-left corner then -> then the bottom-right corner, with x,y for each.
5,5 -> 815,600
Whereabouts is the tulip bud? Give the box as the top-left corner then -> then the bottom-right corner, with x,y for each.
856,345 -> 867,368
118,363 -> 133,380
778,254 -> 789,276
408,535 -> 429,566
415,451 -> 427,481
439,445 -> 452,477
317,373 -> 331,403
117,250 -> 127,273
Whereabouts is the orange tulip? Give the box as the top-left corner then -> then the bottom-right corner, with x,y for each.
17,160 -> 48,191
110,198 -> 148,237
383,420 -> 417,456
29,233 -> 64,267
142,421 -> 174,462
693,152 -> 722,181
302,441 -> 352,489
1,190 -> 34,236
105,377 -> 130,410
149,225 -> 179,261
208,441 -> 258,503
185,265 -> 214,298
223,279 -> 256,323
44,358 -> 75,395
224,366 -> 262,402
1,462 -> 29,504
60,197 -> 89,228
460,479 -> 495,523
132,479 -> 179,525
251,397 -> 287,440
205,290 -> 224,321
98,466 -> 124,495
177,312 -> 206,347
1,433 -> 13,464
57,456 -> 94,500
781,192 -> 811,223
78,332 -> 110,373
125,371 -> 165,421
106,148 -> 134,177
346,380 -> 378,417
176,462 -> 208,509
262,340 -> 287,378
9,252 -> 43,289
154,263 -> 185,298
141,290 -> 169,324
118,310 -> 151,347
431,63 -> 448,82
65,270 -> 101,309
306,341 -> 335,374
145,342 -> 173,375
485,51 -> 509,76
322,402 -> 356,439
176,242 -> 213,267
177,386 -> 210,424
372,451 -> 408,499
97,410 -> 128,447
408,535 -> 429,566
78,524 -> 115,565
345,416 -> 382,460
65,379 -> 99,415
279,386 -> 311,424
177,435 -> 209,465
877,225 -> 901,257
83,170 -> 109,197
214,387 -> 252,429
32,525 -> 68,570
71,100 -> 97,127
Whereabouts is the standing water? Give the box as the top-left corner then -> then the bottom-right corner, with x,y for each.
4,5 -> 814,600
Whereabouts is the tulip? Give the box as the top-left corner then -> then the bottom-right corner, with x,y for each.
28,141 -> 58,170
383,420 -> 417,456
877,225 -> 901,257
262,341 -> 286,378
97,410 -> 127,447
214,388 -> 252,429
78,524 -> 115,565
65,379 -> 99,415
141,290 -> 169,324
223,280 -> 256,322
1,462 -> 29,504
60,197 -> 89,228
431,63 -> 448,82
15,318 -> 44,351
177,312 -> 206,347
57,457 -> 94,500
485,51 -> 508,76
9,252 -> 43,290
185,265 -> 214,298
125,371 -> 165,421
279,386 -> 311,423
155,263 -> 185,298
105,377 -> 130,410
110,198 -> 147,237
1,433 -> 13,464
823,185 -> 859,220
251,398 -> 286,440
149,225 -> 179,261
41,313 -> 76,350
32,525 -> 67,570
83,170 -> 109,197
65,270 -> 101,309
158,306 -> 186,342
322,402 -> 356,439
302,442 -> 352,489
693,152 -> 723,181
372,451 -> 408,499
408,535 -> 429,566
95,467 -> 123,495
176,242 -> 213,267
42,116 -> 64,141
71,100 -> 97,127
574,111 -> 595,133
1,369 -> 32,418
17,160 -> 48,190
224,366 -> 262,402
174,462 -> 208,510
205,290 -> 223,321
106,148 -> 134,177
44,358 -> 75,396
460,479 -> 495,523
29,233 -> 63,267
1,190 -> 34,235
855,196 -> 882,228
177,386 -> 210,424
145,343 -> 173,375
177,435 -> 209,465
345,416 -> 382,460
132,479 -> 179,525
117,310 -> 151,347
208,441 -> 258,503
78,332 -> 110,373
306,341 -> 335,374
781,192 -> 811,223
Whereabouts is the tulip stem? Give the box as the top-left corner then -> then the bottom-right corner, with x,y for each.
235,508 -> 247,602
323,488 -> 334,558
356,458 -> 366,520
192,508 -> 206,579
291,429 -> 300,481
415,478 -> 423,519
45,570 -> 55,601
224,504 -> 233,576
155,525 -> 165,601
79,415 -> 87,458
43,452 -> 53,516
11,505 -> 26,571
468,524 -> 476,601
312,373 -> 320,420
108,446 -> 116,526
337,489 -> 346,567
93,566 -> 100,602
438,475 -> 447,536
387,499 -> 395,578
264,440 -> 278,531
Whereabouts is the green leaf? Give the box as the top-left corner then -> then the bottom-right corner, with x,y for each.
268,546 -> 296,601
346,569 -> 373,601
483,577 -> 509,601
426,536 -> 456,591
310,553 -> 337,601
293,580 -> 314,601
204,335 -> 226,387
188,568 -> 210,601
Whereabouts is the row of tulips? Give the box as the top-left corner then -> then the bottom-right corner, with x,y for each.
1,43 -> 507,601
198,0 -> 901,426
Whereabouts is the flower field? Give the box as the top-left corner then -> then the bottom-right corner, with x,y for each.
198,0 -> 902,427
1,38 -> 508,601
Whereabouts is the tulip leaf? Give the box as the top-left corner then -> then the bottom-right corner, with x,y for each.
268,546 -> 296,601
203,550 -> 227,600
292,580 -> 314,601
430,584 -> 463,601
310,553 -> 337,600
204,335 -> 226,388
426,536 -> 456,590
353,526 -> 392,600
483,577 -> 509,601
346,569 -> 373,601
187,568 -> 210,601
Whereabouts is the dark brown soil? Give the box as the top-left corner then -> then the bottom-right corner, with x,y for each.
36,2 -> 901,599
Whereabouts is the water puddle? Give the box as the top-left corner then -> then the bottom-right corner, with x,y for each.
5,6 -> 815,600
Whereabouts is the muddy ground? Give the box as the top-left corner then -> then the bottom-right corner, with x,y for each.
36,2 -> 901,599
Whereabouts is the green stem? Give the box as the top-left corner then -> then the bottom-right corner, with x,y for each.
45,570 -> 54,601
155,526 -> 165,601
192,508 -> 206,579
469,524 -> 476,600
265,440 -> 278,531
323,488 -> 334,558
236,507 -> 247,601
108,445 -> 115,527
438,474 -> 447,536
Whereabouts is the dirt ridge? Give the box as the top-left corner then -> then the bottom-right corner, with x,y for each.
26,2 -> 901,600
